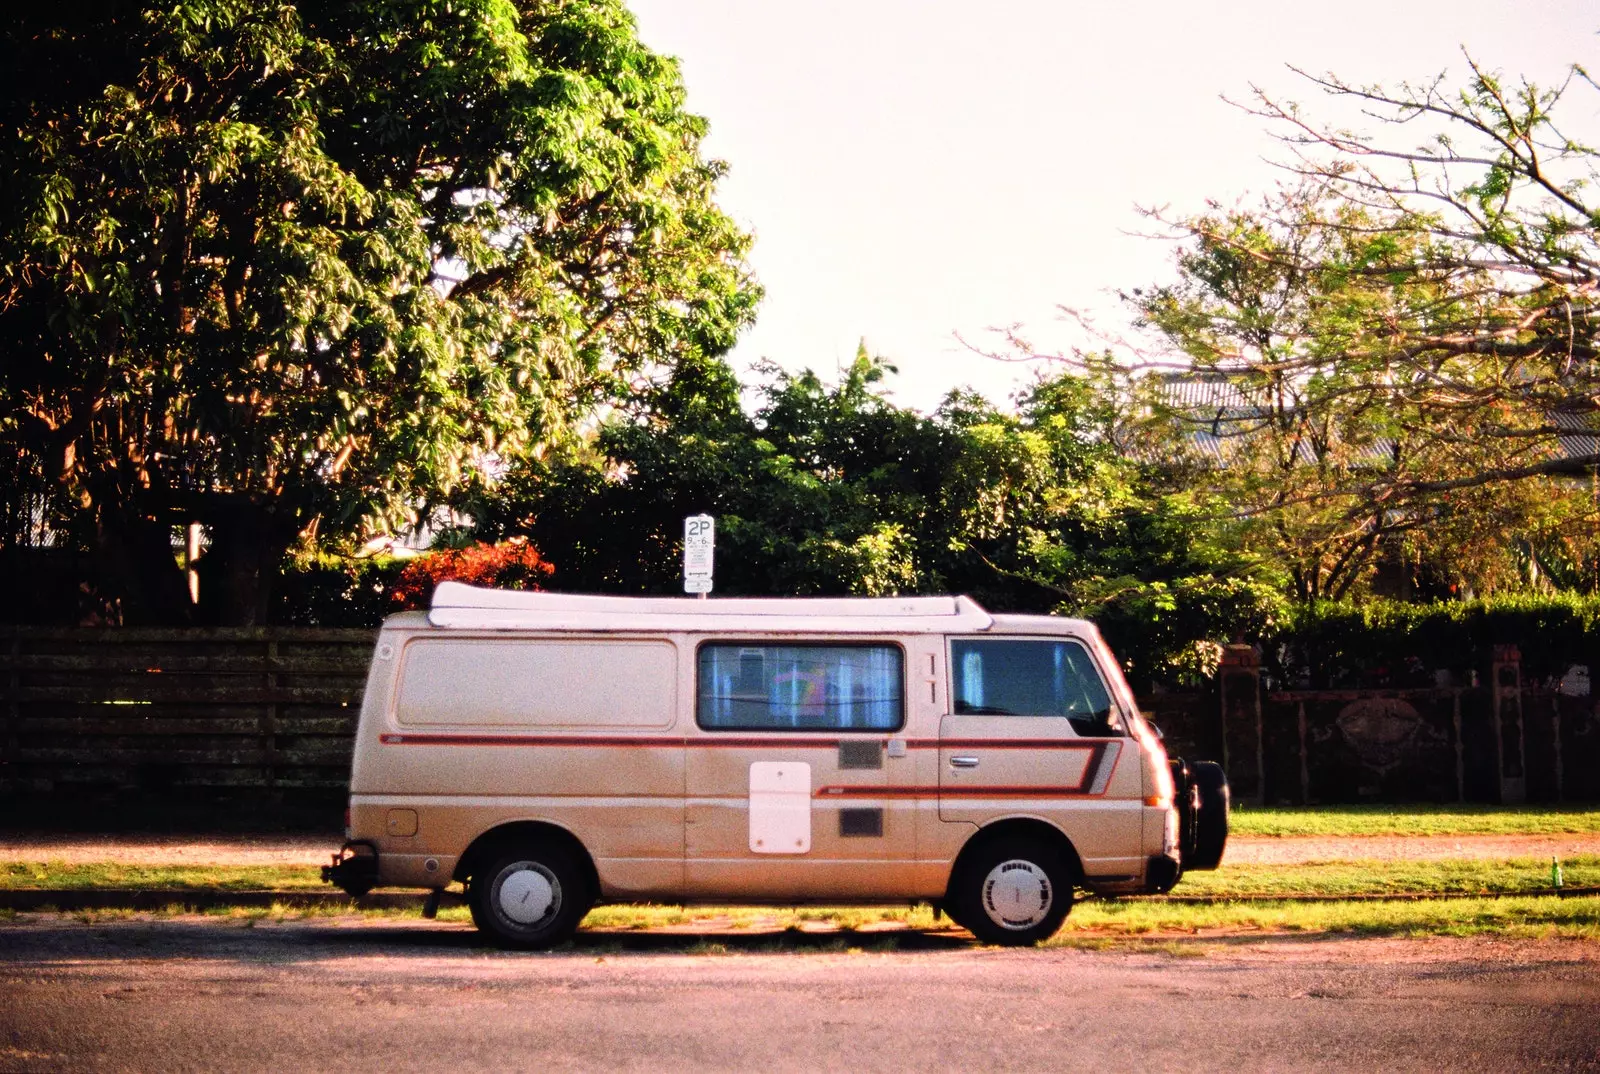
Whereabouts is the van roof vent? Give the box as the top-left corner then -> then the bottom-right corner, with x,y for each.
425,581 -> 994,634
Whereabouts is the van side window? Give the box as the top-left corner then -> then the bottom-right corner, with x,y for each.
697,644 -> 904,731
950,639 -> 1122,736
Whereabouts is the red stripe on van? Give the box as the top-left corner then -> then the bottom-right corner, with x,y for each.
379,734 -> 1123,755
920,738 -> 1109,750
813,785 -> 1102,800
379,733 -> 682,747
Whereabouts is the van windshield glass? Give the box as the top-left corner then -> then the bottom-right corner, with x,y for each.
950,639 -> 1120,736
697,645 -> 904,731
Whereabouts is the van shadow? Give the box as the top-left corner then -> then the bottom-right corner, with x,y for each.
310,923 -> 980,956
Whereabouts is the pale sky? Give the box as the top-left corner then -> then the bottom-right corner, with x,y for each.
626,0 -> 1598,412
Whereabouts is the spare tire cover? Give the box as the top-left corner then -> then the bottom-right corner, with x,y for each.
1185,761 -> 1229,870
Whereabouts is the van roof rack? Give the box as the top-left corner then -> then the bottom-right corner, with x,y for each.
425,581 -> 994,634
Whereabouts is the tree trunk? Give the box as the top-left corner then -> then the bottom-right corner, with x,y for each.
93,508 -> 193,626
195,502 -> 301,626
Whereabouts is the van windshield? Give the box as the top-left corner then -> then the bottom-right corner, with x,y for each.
950,639 -> 1120,736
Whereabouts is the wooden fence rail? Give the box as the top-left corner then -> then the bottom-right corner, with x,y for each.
0,627 -> 375,795
3,629 -> 1595,807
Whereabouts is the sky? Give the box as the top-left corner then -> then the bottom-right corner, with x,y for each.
626,0 -> 1598,413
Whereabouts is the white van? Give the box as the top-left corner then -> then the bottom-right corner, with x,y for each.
324,583 -> 1228,947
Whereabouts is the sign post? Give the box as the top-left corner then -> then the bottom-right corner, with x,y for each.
683,514 -> 714,597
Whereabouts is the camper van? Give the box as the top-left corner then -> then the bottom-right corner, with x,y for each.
324,583 -> 1228,947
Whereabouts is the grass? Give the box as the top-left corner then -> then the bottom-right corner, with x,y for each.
1173,855 -> 1600,897
1053,894 -> 1600,943
1231,804 -> 1600,838
4,806 -> 1598,944
581,903 -> 944,932
10,858 -> 1592,899
0,862 -> 327,891
36,896 -> 1597,947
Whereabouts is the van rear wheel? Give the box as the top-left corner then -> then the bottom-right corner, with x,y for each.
954,837 -> 1073,946
469,844 -> 591,949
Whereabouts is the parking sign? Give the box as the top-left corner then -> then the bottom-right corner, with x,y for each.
684,514 -> 714,594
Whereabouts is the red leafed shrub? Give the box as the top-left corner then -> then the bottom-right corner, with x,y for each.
387,538 -> 554,610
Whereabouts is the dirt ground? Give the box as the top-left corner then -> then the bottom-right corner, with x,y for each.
3,916 -> 1598,1073
3,831 -> 1597,866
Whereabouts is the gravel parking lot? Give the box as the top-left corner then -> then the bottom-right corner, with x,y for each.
2,915 -> 1598,1073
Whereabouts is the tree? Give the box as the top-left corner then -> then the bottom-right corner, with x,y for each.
1115,184 -> 1595,600
1083,54 -> 1600,601
466,346 -> 1282,685
0,0 -> 757,623
1237,59 -> 1600,511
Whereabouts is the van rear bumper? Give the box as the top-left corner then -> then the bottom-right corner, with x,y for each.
322,841 -> 379,897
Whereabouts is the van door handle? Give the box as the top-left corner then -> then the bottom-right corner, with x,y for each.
949,756 -> 980,768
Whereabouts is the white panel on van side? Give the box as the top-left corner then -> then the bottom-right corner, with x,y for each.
394,639 -> 676,728
748,761 -> 811,854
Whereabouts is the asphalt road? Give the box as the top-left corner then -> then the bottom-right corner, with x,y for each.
2,917 -> 1598,1073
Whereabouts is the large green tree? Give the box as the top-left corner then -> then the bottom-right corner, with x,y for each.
465,346 -> 1280,686
1245,61 -> 1600,461
1121,185 -> 1595,600
0,0 -> 757,623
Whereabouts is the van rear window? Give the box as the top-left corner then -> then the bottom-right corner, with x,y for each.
697,644 -> 903,731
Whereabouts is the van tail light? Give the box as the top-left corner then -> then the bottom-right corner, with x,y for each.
344,807 -> 352,839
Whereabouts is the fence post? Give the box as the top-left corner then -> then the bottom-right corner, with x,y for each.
1219,643 -> 1264,805
3,631 -> 17,792
1295,699 -> 1310,805
264,636 -> 279,792
1491,644 -> 1526,804
1452,690 -> 1465,803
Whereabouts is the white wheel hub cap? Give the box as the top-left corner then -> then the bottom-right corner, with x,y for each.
981,859 -> 1053,930
498,863 -> 558,925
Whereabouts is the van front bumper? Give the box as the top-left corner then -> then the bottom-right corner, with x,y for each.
1143,853 -> 1182,894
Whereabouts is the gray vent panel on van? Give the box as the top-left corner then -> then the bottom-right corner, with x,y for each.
837,740 -> 883,769
838,808 -> 884,838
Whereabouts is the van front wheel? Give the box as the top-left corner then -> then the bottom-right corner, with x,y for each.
955,837 -> 1073,946
470,844 -> 590,949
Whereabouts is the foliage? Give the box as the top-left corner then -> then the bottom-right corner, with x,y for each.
461,345 -> 1281,686
0,0 -> 757,624
274,553 -> 404,627
1117,183 -> 1597,602
1264,593 -> 1600,688
1247,59 -> 1600,486
387,538 -> 553,610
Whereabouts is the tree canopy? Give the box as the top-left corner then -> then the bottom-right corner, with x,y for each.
0,0 -> 757,623
462,345 -> 1281,685
1083,58 -> 1600,601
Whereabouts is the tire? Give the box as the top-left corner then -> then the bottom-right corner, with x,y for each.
953,836 -> 1074,946
1186,761 -> 1230,871
469,843 -> 592,949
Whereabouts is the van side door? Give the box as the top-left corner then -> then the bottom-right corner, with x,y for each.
684,640 -> 916,899
938,636 -> 1144,880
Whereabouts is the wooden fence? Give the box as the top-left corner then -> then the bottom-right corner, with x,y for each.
1,627 -> 375,795
3,629 -> 1595,807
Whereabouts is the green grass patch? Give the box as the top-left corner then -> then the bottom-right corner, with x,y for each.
1230,804 -> 1600,838
1173,856 -> 1600,898
1053,894 -> 1600,943
581,903 -> 943,932
0,862 -> 329,891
